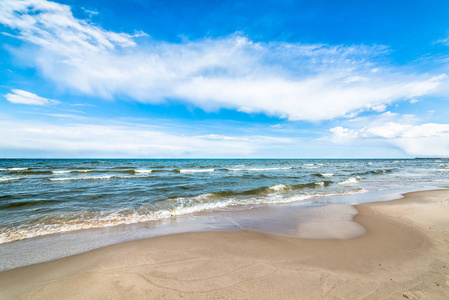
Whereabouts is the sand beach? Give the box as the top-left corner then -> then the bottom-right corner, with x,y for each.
1,188 -> 448,299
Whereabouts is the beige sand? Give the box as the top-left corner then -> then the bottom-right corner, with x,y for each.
1,189 -> 449,299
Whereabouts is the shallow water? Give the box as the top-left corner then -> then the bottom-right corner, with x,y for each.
1,159 -> 447,244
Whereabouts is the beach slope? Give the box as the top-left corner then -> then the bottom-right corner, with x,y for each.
1,189 -> 449,299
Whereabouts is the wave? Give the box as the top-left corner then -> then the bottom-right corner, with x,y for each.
0,191 -> 314,244
50,175 -> 115,181
338,176 -> 361,185
311,188 -> 368,203
51,169 -> 150,175
52,170 -> 71,174
1,167 -> 29,172
52,170 -> 91,174
0,177 -> 361,244
150,169 -> 168,173
0,199 -> 65,209
0,177 -> 22,182
0,169 -> 91,175
0,181 -> 366,244
225,167 -> 292,171
301,164 -> 323,169
178,168 -> 215,173
357,169 -> 395,176
49,174 -> 156,181
313,173 -> 334,178
110,166 -> 135,169
209,181 -> 331,198
269,184 -> 288,191
134,169 -> 153,174
52,171 -> 71,174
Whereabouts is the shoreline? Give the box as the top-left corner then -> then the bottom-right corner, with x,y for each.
1,189 -> 449,299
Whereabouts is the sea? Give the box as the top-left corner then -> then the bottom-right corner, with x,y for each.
0,158 -> 448,270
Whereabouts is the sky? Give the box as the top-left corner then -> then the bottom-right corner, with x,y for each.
1,0 -> 449,158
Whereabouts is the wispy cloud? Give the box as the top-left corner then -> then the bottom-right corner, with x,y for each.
197,134 -> 292,144
5,89 -> 59,105
71,103 -> 97,107
81,7 -> 99,17
0,118 -> 293,158
0,0 -> 137,52
0,0 -> 446,121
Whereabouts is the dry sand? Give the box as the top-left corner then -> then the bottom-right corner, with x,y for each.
1,189 -> 449,299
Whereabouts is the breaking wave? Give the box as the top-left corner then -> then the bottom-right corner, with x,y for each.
225,167 -> 292,171
178,168 -> 215,173
338,176 -> 361,185
50,175 -> 115,181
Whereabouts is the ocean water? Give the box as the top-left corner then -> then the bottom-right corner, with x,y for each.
0,158 -> 448,245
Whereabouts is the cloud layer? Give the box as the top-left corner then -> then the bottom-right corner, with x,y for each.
1,0 -> 446,121
0,119 -> 293,158
330,122 -> 449,156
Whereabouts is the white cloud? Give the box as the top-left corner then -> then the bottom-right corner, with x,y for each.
0,119 -> 292,158
5,89 -> 59,105
371,104 -> 387,112
329,122 -> 449,156
0,0 -> 447,121
329,127 -> 359,143
380,111 -> 397,118
0,0 -> 137,53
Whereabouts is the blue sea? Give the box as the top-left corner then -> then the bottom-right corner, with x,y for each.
1,158 -> 448,247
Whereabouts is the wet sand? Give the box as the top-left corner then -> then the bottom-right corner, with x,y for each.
1,189 -> 449,299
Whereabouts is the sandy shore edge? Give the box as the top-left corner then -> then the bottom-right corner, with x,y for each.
1,189 -> 449,299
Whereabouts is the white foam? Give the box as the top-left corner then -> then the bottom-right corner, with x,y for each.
52,170 -> 71,174
171,201 -> 232,215
0,200 -> 235,244
0,177 -> 21,182
180,168 -> 215,173
301,164 -> 320,169
7,168 -> 28,171
321,173 -> 334,177
50,175 -> 114,181
134,169 -> 153,174
254,193 -> 311,205
338,176 -> 361,185
269,184 -> 288,191
0,189 -> 362,244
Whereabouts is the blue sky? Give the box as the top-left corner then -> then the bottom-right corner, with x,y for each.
1,0 -> 449,158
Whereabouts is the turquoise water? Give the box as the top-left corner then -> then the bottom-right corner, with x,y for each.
0,159 -> 448,244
